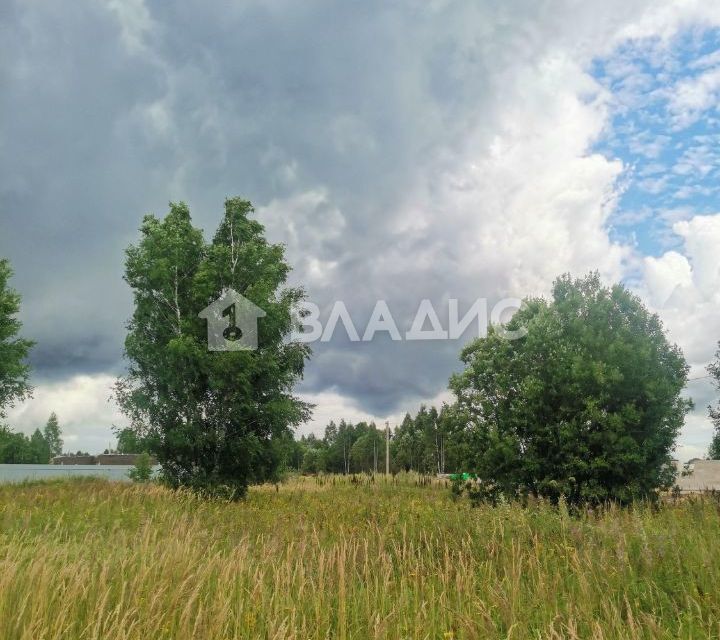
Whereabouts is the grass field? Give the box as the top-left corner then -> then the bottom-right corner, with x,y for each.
1,475 -> 720,639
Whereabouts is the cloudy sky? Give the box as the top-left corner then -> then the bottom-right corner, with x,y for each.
2,0 -> 720,459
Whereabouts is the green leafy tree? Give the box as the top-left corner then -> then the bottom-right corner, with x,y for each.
115,199 -> 311,498
415,405 -> 439,473
708,343 -> 720,459
115,427 -> 153,454
321,421 -> 343,472
0,259 -> 33,419
43,412 -> 63,457
301,447 -> 323,474
335,420 -> 356,474
350,423 -> 385,473
0,423 -> 52,464
392,413 -> 422,472
29,428 -> 51,463
0,426 -> 31,463
450,272 -> 691,505
273,430 -> 304,472
299,433 -> 327,473
435,403 -> 468,474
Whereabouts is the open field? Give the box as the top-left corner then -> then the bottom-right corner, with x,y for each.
1,475 -> 720,639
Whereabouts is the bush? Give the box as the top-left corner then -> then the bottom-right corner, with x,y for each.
128,452 -> 153,483
450,273 -> 691,506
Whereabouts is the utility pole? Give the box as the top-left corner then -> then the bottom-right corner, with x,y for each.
385,421 -> 390,475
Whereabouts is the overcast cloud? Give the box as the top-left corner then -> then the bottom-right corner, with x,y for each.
2,0 -> 720,459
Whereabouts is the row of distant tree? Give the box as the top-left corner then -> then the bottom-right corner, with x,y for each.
114,407 -> 458,475
0,412 -> 63,464
280,406 -> 465,476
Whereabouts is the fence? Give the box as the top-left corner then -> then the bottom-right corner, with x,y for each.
0,464 -> 157,483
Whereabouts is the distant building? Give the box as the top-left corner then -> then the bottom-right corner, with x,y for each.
50,454 -> 96,465
673,459 -> 720,493
51,453 -> 157,466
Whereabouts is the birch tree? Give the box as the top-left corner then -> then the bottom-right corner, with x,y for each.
116,199 -> 311,498
0,258 -> 33,418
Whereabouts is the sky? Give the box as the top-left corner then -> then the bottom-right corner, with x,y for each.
2,0 -> 720,460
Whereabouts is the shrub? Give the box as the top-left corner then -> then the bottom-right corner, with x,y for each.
128,452 -> 153,483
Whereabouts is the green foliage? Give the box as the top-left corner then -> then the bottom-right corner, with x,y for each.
349,424 -> 385,472
301,446 -> 322,474
115,198 -> 311,499
306,420 -> 387,474
0,425 -> 52,463
390,404 -> 465,474
450,475 -> 504,506
294,406 -> 469,476
0,258 -> 33,419
709,435 -> 720,460
323,419 -> 354,474
392,406 -> 445,473
707,343 -> 720,459
29,429 -> 51,463
450,272 -> 691,505
114,427 -> 153,454
43,412 -> 62,457
0,425 -> 31,463
127,452 -> 153,483
391,413 -> 419,471
271,430 -> 304,474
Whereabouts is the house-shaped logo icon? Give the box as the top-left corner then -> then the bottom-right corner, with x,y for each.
198,288 -> 266,351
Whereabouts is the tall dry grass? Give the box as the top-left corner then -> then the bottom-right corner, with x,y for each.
0,474 -> 719,639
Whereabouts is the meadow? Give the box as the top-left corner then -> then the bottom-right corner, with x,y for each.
1,474 -> 720,640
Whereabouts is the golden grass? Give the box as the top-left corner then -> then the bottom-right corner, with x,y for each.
1,474 -> 719,639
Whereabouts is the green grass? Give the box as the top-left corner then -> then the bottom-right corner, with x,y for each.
1,474 -> 720,639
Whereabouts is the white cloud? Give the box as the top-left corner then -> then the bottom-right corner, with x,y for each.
629,133 -> 671,159
297,391 -> 386,437
676,411 -> 717,462
668,66 -> 720,129
6,374 -> 127,453
106,0 -> 154,55
256,189 -> 345,289
638,175 -> 670,194
674,215 -> 720,297
641,215 -> 720,364
617,1 -> 720,43
638,214 -> 720,458
383,52 -> 628,301
642,250 -> 693,308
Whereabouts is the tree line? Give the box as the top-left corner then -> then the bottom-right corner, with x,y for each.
112,408 -> 465,476
0,258 -> 63,463
2,198 -> 720,504
282,406 -> 466,476
0,412 -> 63,464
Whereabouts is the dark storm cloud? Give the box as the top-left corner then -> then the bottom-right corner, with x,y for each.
0,1 -> 169,379
0,0 -> 508,404
0,0 -> 691,419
